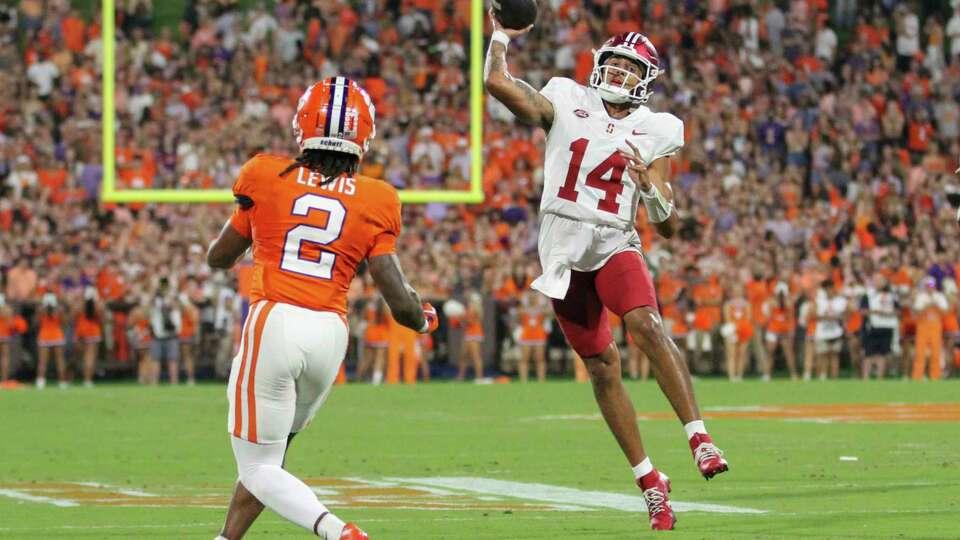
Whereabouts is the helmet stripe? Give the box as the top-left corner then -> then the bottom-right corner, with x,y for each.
336,78 -> 351,137
323,77 -> 339,136
330,76 -> 348,136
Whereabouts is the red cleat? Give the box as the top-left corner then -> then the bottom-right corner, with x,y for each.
339,523 -> 369,540
690,432 -> 729,480
637,471 -> 676,531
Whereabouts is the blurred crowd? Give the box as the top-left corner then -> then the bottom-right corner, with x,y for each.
2,0 -> 960,388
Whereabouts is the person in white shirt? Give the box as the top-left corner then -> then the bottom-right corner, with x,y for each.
814,21 -> 837,63
895,5 -> 920,71
814,280 -> 847,380
862,275 -> 899,379
946,7 -> 960,59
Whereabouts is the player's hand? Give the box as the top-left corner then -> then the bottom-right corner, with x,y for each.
619,139 -> 652,192
489,8 -> 533,39
421,303 -> 439,334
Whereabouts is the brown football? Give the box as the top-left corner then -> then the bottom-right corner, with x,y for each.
492,0 -> 538,30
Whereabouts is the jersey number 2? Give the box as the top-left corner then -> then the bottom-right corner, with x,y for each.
280,194 -> 346,280
557,138 -> 626,214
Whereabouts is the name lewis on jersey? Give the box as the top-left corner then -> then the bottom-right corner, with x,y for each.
294,168 -> 357,195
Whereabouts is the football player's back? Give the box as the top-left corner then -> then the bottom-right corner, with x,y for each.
206,77 -> 437,540
231,153 -> 400,315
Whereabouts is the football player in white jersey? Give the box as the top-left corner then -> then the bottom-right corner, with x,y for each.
484,12 -> 728,530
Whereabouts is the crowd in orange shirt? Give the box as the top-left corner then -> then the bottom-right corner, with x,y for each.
2,1 -> 960,385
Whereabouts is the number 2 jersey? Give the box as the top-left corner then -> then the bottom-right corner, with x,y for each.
531,77 -> 684,299
539,77 -> 684,229
229,153 -> 401,315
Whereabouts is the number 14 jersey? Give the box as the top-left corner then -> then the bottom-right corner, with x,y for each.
538,77 -> 684,230
230,153 -> 401,315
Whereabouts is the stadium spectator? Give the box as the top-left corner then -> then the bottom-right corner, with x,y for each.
456,292 -> 485,381
912,277 -> 948,380
35,292 -> 67,389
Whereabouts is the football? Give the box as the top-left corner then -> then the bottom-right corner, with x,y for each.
492,0 -> 538,30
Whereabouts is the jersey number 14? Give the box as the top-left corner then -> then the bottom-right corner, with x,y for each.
557,138 -> 627,215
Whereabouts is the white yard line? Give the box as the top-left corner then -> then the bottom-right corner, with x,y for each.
0,489 -> 78,508
74,481 -> 158,497
388,477 -> 767,514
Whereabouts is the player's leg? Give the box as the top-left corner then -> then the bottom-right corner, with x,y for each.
287,310 -> 365,537
518,344 -> 531,382
596,251 -> 727,480
639,348 -> 650,382
550,269 -> 674,529
225,303 -> 356,539
220,433 -> 296,540
625,339 -> 639,380
551,271 -> 648,464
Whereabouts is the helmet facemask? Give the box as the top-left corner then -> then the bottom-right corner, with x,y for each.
589,52 -> 660,104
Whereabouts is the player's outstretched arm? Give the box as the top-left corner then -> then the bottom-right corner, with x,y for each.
368,254 -> 437,333
207,220 -> 252,269
483,9 -> 554,130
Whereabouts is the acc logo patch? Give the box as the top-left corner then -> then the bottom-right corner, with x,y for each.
573,109 -> 589,118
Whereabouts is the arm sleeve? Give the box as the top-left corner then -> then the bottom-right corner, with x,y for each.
367,185 -> 402,258
229,158 -> 258,239
229,207 -> 252,239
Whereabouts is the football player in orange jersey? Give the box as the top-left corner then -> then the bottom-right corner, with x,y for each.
206,77 -> 438,540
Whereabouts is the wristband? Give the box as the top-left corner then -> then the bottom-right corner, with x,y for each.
418,318 -> 430,334
640,183 -> 674,223
491,30 -> 510,48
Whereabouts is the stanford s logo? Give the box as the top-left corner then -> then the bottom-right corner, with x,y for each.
573,109 -> 589,118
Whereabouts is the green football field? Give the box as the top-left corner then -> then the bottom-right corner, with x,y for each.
1,380 -> 958,539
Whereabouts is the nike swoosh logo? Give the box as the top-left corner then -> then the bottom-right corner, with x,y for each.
632,130 -> 646,136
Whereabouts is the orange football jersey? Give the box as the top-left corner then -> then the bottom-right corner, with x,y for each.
230,153 -> 401,315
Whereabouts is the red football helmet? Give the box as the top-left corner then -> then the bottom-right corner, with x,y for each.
292,76 -> 377,157
589,32 -> 661,104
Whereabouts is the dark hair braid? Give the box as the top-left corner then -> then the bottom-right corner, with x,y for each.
278,149 -> 360,183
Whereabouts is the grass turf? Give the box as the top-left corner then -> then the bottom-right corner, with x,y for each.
1,380 -> 958,539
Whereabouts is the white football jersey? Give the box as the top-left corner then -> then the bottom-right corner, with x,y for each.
538,77 -> 684,229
